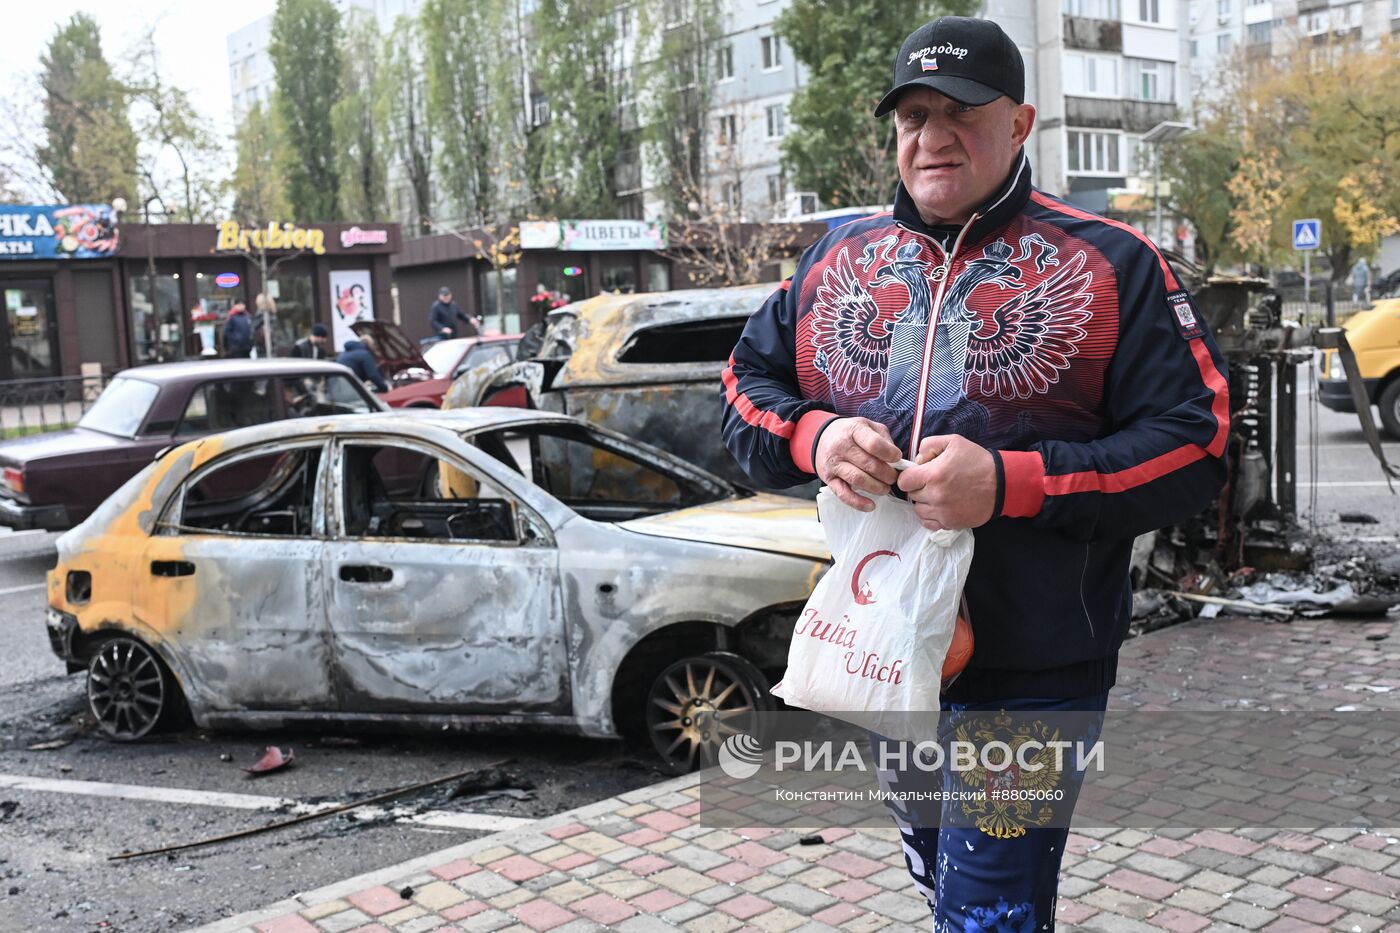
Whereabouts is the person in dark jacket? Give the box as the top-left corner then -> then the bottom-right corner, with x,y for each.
222,302 -> 253,358
336,338 -> 388,393
429,287 -> 483,340
721,16 -> 1228,933
290,324 -> 330,359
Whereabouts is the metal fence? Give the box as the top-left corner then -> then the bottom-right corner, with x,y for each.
1279,298 -> 1372,328
0,372 -> 113,440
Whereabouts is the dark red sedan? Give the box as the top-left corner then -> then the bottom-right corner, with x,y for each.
0,359 -> 384,531
352,321 -> 519,409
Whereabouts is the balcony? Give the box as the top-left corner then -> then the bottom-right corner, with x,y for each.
1063,15 -> 1124,52
1066,97 -> 1177,134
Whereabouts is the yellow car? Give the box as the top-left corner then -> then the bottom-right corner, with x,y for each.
1318,297 -> 1400,439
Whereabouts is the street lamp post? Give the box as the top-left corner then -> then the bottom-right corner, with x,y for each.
1141,120 -> 1193,249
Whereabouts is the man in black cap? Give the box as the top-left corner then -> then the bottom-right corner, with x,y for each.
723,15 -> 1229,929
429,286 -> 482,342
290,323 -> 330,359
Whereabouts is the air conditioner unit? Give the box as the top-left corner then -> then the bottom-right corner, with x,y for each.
1218,13 -> 1230,24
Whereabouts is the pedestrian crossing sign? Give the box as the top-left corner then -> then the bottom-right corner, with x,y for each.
1292,219 -> 1321,250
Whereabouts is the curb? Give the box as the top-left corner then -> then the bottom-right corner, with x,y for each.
185,771 -> 706,933
0,529 -> 58,560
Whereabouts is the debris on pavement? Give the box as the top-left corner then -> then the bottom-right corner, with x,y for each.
1339,512 -> 1380,524
447,766 -> 535,800
242,747 -> 294,776
799,834 -> 825,845
25,739 -> 70,751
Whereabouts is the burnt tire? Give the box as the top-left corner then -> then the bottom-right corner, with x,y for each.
646,651 -> 774,774
1378,380 -> 1400,441
86,637 -> 187,741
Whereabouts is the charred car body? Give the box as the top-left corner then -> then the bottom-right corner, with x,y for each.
45,409 -> 826,770
444,285 -> 817,496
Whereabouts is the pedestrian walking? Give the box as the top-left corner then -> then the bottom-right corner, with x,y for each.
429,286 -> 482,341
222,301 -> 253,358
1351,257 -> 1371,304
290,323 -> 330,359
721,15 -> 1229,931
336,336 -> 388,393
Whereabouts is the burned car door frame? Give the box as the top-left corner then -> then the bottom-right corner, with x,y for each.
147,438 -> 337,712
322,431 -> 570,716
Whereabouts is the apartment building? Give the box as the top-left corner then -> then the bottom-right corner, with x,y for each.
1189,0 -> 1398,73
227,16 -> 276,124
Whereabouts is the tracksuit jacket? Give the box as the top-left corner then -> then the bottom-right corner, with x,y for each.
722,152 -> 1229,702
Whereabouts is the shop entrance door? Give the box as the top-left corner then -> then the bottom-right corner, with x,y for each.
1,279 -> 58,379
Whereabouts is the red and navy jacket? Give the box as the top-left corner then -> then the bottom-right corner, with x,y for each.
722,153 -> 1229,701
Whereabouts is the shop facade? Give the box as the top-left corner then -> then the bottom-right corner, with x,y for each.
391,219 -> 675,343
0,206 -> 400,379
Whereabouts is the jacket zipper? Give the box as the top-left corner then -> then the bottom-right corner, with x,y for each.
900,213 -> 980,458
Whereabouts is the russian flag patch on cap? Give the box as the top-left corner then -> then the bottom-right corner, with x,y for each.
921,56 -> 938,72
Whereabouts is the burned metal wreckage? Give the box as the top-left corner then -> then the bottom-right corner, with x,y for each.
45,409 -> 830,772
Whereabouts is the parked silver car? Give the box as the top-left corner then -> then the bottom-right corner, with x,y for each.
45,408 -> 827,770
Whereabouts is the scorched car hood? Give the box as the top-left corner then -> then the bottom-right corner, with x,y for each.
620,492 -> 829,562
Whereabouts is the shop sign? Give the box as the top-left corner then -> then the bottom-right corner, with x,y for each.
216,220 -> 327,255
520,219 -> 667,251
214,272 -> 241,289
0,204 -> 120,259
340,226 -> 389,248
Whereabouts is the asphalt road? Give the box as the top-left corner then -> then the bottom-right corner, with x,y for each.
0,374 -> 1394,933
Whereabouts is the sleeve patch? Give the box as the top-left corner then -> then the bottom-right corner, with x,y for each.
1167,291 -> 1204,340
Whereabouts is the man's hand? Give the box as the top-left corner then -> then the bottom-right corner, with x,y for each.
814,418 -> 902,512
896,435 -> 997,530
440,327 -> 452,337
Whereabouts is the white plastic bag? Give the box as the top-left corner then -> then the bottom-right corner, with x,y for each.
773,489 -> 974,733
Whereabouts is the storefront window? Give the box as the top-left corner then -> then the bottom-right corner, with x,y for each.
479,266 -> 519,334
601,262 -> 638,295
127,272 -> 183,364
535,258 -> 589,307
265,270 -> 313,354
196,268 -> 247,356
3,280 -> 57,377
647,262 -> 672,293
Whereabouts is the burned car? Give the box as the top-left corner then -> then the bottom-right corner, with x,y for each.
444,285 -> 817,494
350,320 -> 519,409
45,408 -> 826,771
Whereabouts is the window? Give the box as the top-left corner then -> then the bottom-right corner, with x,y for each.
765,103 -> 786,138
531,93 -> 549,127
78,377 -> 160,437
1064,53 -> 1120,96
761,34 -> 782,70
1246,20 -> 1272,43
1124,58 -> 1174,101
1393,0 -> 1399,19
663,0 -> 686,26
1301,9 -> 1327,33
1217,32 -> 1232,52
1217,0 -> 1230,15
128,271 -> 184,364
1190,39 -> 1199,57
280,374 -> 375,417
1062,0 -> 1120,17
1066,129 -> 1122,174
722,181 -> 740,208
172,445 -> 323,538
716,113 -> 737,145
177,380 -> 277,436
716,44 -> 734,80
617,316 -> 749,364
462,342 -> 517,374
341,443 -> 520,543
1139,0 -> 1159,21
475,423 -> 721,522
767,173 -> 786,208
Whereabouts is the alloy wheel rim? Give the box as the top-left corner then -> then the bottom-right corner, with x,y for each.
648,661 -> 756,772
89,640 -> 165,740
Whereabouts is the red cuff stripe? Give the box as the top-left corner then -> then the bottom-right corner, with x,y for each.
1030,191 -> 1181,292
1192,338 -> 1230,457
1000,450 -> 1046,518
723,356 -> 796,440
791,410 -> 838,474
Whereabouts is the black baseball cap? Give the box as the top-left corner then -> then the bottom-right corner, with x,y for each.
874,16 -> 1025,117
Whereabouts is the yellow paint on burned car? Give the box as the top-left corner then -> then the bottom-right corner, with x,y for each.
618,493 -> 829,562
552,293 -> 634,388
47,435 -> 228,637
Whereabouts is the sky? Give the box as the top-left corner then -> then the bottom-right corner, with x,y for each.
5,0 -> 281,138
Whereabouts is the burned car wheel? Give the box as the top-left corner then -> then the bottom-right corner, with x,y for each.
647,651 -> 773,773
87,637 -> 184,741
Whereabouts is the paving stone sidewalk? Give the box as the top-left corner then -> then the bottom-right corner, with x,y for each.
192,616 -> 1400,933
